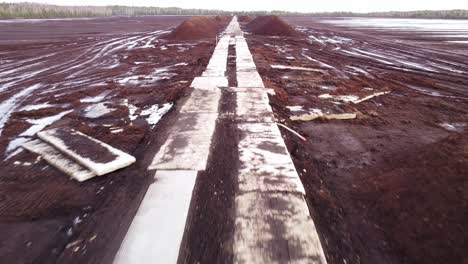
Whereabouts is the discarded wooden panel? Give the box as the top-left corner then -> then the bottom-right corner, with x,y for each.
22,139 -> 96,182
37,127 -> 135,176
353,91 -> 391,104
291,112 -> 357,121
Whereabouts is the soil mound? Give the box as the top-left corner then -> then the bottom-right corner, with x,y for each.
166,16 -> 228,41
238,15 -> 254,23
246,15 -> 300,37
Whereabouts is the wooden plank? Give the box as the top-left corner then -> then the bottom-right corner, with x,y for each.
22,139 -> 96,182
37,128 -> 135,176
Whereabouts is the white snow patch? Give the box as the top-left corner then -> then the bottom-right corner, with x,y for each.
142,36 -> 157,48
309,35 -> 325,45
19,103 -> 54,111
321,36 -> 352,44
446,40 -> 468,44
302,54 -> 335,69
117,65 -> 179,85
0,83 -> 42,135
80,90 -> 112,103
439,122 -> 465,132
140,103 -> 173,127
6,137 -> 29,156
320,85 -> 336,90
22,110 -> 73,137
347,66 -> 371,76
319,91 -> 390,104
286,105 -> 304,112
110,128 -> 124,134
394,59 -> 434,71
84,103 -> 115,118
121,99 -> 139,121
319,93 -> 360,102
271,65 -> 323,72
4,147 -> 23,160
4,109 -> 73,156
342,49 -> 394,65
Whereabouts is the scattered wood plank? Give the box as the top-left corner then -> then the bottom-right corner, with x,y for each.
37,127 -> 135,176
22,139 -> 96,182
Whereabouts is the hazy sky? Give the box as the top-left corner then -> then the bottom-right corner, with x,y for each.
4,0 -> 468,12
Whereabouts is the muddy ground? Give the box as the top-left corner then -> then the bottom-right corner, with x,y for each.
0,16 -> 225,263
242,17 -> 468,264
0,15 -> 467,264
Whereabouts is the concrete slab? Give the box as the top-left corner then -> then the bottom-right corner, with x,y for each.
180,89 -> 221,113
190,76 -> 228,90
237,71 -> 265,88
22,139 -> 96,182
37,128 -> 135,176
201,69 -> 226,77
226,87 -> 276,95
236,62 -> 257,71
114,170 -> 198,264
237,122 -> 304,194
148,113 -> 217,171
231,17 -> 327,264
234,192 -> 327,264
236,91 -> 275,122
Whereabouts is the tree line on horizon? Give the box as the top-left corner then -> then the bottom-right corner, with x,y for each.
1,2 -> 468,19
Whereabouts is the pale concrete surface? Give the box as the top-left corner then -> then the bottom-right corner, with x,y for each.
116,17 -> 239,264
231,19 -> 328,264
113,170 -> 198,264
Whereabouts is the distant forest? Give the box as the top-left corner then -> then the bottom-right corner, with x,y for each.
1,2 -> 468,19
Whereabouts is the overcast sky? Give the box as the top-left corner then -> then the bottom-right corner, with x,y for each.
4,0 -> 468,12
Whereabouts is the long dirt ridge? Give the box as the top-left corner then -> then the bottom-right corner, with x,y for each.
113,16 -> 327,263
